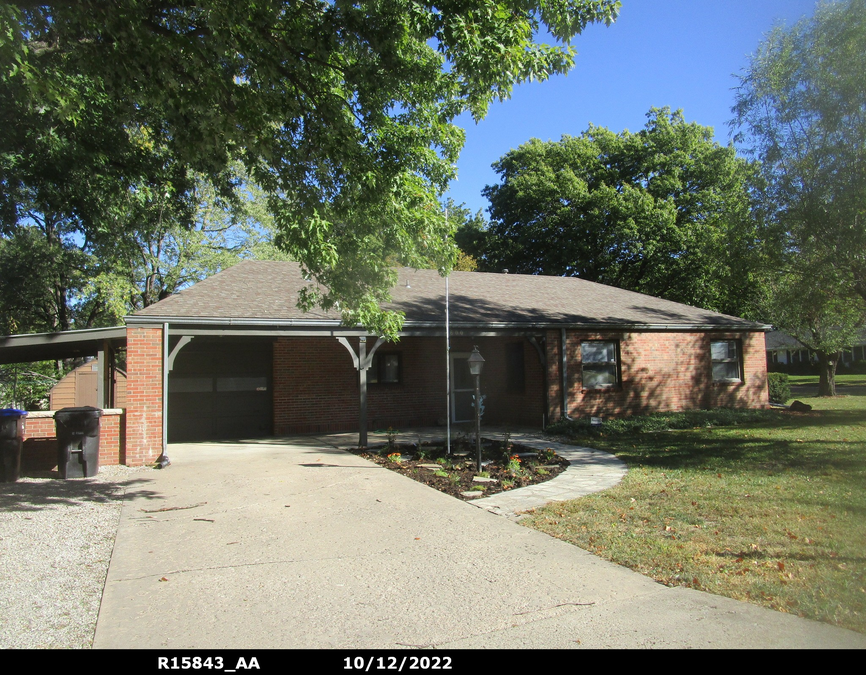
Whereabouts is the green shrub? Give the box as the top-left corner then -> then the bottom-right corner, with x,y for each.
546,408 -> 778,438
768,372 -> 791,404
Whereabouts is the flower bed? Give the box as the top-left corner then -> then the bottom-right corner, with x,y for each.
353,438 -> 569,500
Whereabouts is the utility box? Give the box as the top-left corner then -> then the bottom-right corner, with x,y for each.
55,406 -> 102,478
0,409 -> 28,482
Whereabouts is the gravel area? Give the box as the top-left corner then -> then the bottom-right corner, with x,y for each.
0,465 -> 153,649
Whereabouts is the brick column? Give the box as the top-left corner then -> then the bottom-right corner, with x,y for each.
125,326 -> 164,466
545,329 -> 562,423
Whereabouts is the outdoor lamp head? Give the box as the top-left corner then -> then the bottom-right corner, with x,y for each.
467,346 -> 485,376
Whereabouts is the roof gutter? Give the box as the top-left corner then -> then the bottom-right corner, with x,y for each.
0,326 -> 127,345
125,315 -> 773,333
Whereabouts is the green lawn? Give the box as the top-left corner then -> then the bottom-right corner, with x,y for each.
523,394 -> 866,633
788,373 -> 866,388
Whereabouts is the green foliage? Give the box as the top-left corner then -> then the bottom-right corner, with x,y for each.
767,372 -> 791,404
547,408 -> 779,437
538,447 -> 559,464
473,108 -> 760,316
0,217 -> 92,334
94,167 -> 285,319
0,361 -> 59,409
733,0 -> 866,392
756,268 -> 863,394
505,454 -> 523,477
0,0 -> 621,338
0,163 -> 280,334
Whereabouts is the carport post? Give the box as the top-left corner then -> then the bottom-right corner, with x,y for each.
337,335 -> 385,449
359,337 -> 367,447
97,341 -> 107,409
160,322 -> 169,465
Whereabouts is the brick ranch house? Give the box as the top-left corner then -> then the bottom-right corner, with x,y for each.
1,261 -> 771,467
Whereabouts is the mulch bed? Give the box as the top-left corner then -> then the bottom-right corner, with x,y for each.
351,438 -> 569,500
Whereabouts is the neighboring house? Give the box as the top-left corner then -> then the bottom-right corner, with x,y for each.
49,360 -> 127,410
0,261 -> 771,466
765,330 -> 866,369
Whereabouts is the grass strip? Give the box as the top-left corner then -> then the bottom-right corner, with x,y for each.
523,396 -> 866,633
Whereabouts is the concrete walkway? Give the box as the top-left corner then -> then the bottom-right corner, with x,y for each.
467,430 -> 628,518
93,431 -> 866,649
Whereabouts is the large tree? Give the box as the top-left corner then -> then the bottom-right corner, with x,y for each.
732,0 -> 866,395
0,0 -> 620,337
91,167 -> 287,320
471,108 -> 761,316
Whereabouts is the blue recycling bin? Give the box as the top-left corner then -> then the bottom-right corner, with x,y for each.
0,408 -> 28,482
55,406 -> 102,478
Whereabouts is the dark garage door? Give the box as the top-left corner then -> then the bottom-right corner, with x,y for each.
168,337 -> 273,442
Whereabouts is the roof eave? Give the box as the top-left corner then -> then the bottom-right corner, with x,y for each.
125,315 -> 772,333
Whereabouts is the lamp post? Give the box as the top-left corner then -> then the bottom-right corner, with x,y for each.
467,346 -> 485,472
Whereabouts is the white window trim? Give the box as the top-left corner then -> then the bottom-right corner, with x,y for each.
711,340 -> 743,383
581,340 -> 620,390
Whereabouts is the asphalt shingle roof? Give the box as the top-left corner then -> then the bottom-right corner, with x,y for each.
132,260 -> 766,330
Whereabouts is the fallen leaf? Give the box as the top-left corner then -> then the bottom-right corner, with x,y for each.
159,577 -> 168,582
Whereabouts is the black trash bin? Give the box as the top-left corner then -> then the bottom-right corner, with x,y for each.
55,406 -> 103,478
0,408 -> 28,482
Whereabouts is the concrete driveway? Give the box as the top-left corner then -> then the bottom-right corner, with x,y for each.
94,437 -> 866,649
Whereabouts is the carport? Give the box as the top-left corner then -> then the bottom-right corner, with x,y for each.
0,326 -> 127,409
0,327 -> 128,468
167,335 -> 274,442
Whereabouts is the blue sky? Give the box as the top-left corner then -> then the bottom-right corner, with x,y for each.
445,0 -> 820,216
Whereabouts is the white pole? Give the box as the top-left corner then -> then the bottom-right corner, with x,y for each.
446,274 -> 451,455
445,206 -> 452,456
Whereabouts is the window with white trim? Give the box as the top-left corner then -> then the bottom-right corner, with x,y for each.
711,340 -> 742,382
581,341 -> 619,389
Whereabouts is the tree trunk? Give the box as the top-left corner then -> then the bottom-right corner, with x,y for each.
817,350 -> 839,396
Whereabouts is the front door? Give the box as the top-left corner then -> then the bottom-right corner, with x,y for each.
450,352 -> 475,422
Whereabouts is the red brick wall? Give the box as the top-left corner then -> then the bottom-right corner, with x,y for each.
21,410 -> 125,473
367,337 -> 446,431
272,336 -> 546,434
125,326 -> 164,465
273,337 -> 359,433
546,329 -> 769,421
